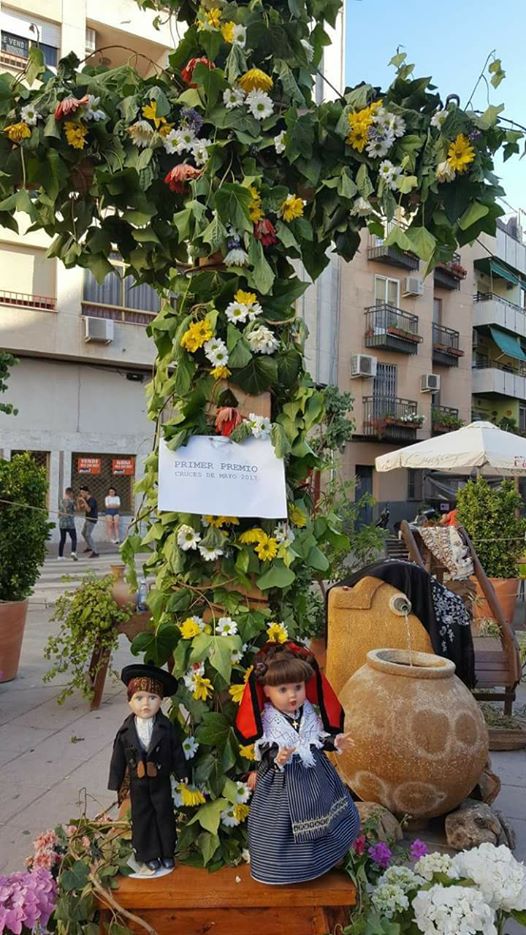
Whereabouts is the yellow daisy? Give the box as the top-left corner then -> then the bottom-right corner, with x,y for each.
239,743 -> 255,760
180,320 -> 213,352
234,289 -> 257,306
142,100 -> 166,129
233,804 -> 250,823
64,121 -> 88,150
221,21 -> 235,43
267,622 -> 288,643
289,504 -> 308,527
239,68 -> 273,93
4,121 -> 31,143
255,536 -> 278,561
179,617 -> 203,639
248,186 -> 264,223
211,365 -> 231,380
239,527 -> 267,544
193,675 -> 213,701
205,515 -> 239,527
346,125 -> 369,152
229,682 -> 246,704
206,7 -> 222,28
279,195 -> 304,223
178,784 -> 206,806
447,133 -> 475,174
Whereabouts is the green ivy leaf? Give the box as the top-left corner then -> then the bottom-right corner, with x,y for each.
195,712 -> 231,746
214,183 -> 252,233
247,238 -> 275,294
202,213 -> 227,252
208,635 -> 240,684
188,798 -> 228,835
404,226 -> 436,262
457,201 -> 489,231
230,355 -> 278,395
257,561 -> 296,590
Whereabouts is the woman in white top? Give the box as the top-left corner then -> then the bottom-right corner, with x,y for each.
105,486 -> 121,544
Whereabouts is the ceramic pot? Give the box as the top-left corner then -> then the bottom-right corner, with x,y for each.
338,648 -> 488,819
110,564 -> 135,609
0,599 -> 29,682
472,577 -> 517,628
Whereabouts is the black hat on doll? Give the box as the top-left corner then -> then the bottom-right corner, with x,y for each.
121,664 -> 179,700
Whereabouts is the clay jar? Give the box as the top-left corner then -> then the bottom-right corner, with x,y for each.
338,649 -> 488,820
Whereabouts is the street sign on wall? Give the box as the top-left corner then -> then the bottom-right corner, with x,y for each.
112,457 -> 135,476
77,457 -> 102,475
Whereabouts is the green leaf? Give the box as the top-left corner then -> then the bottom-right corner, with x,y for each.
26,46 -> 45,85
356,164 -> 374,198
60,860 -> 90,892
189,633 -> 213,663
458,201 -> 489,231
214,183 -> 252,233
405,226 -> 436,262
257,561 -> 296,590
198,831 -> 221,867
488,58 -> 506,89
231,356 -> 278,395
384,225 -> 413,253
188,798 -> 227,835
395,174 -> 418,194
201,213 -> 227,252
306,545 -> 330,572
173,353 -> 196,396
227,327 -> 253,368
195,712 -> 231,746
192,62 -> 225,108
208,635 -> 239,684
247,239 -> 275,294
85,254 -> 115,283
475,104 -> 504,129
337,170 -> 358,200
277,349 -> 302,387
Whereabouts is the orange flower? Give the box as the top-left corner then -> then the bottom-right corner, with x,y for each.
181,57 -> 216,87
164,164 -> 201,193
54,96 -> 89,120
215,407 -> 242,437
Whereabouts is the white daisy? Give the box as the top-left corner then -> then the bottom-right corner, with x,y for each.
231,643 -> 247,664
20,103 -> 40,126
192,138 -> 212,166
378,159 -> 402,190
274,522 -> 295,545
234,780 -> 251,803
248,413 -> 271,439
204,337 -> 229,366
83,95 -> 106,121
436,159 -> 456,183
223,87 -> 245,110
198,544 -> 224,561
128,120 -> 154,148
232,24 -> 247,47
245,89 -> 274,120
246,325 -> 279,355
225,301 -> 251,324
224,247 -> 249,267
164,127 -> 195,155
366,133 -> 393,159
216,616 -> 238,636
431,109 -> 448,129
274,130 -> 287,154
220,806 -> 240,827
389,114 -> 406,138
247,301 -> 263,321
177,524 -> 201,550
182,736 -> 199,759
183,661 -> 204,691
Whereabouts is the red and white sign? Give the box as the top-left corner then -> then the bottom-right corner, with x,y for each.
112,457 -> 135,476
78,457 -> 101,475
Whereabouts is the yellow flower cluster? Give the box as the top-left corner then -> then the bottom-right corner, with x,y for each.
235,289 -> 257,306
193,674 -> 213,701
289,504 -> 307,527
233,804 -> 250,823
267,622 -> 288,643
279,195 -> 304,223
239,527 -> 267,544
211,365 -> 231,380
346,100 -> 383,152
179,617 -> 203,639
248,186 -> 264,223
238,743 -> 255,760
446,133 -> 475,174
229,682 -> 245,703
205,515 -> 239,527
180,320 -> 213,352
177,783 -> 206,806
221,22 -> 236,43
255,536 -> 278,561
205,6 -> 222,28
4,122 -> 31,143
64,121 -> 88,150
239,68 -> 273,93
142,100 -> 170,130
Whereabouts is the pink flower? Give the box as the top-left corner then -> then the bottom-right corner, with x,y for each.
81,836 -> 91,849
181,57 -> 215,87
0,869 -> 57,934
54,96 -> 89,120
368,841 -> 392,869
409,839 -> 429,861
65,824 -> 77,837
164,164 -> 201,193
352,834 -> 367,856
215,407 -> 242,437
253,218 -> 278,247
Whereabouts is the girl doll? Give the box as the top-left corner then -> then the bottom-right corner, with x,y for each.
236,642 -> 360,885
108,664 -> 188,875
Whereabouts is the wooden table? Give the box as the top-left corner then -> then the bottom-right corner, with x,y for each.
97,863 -> 357,935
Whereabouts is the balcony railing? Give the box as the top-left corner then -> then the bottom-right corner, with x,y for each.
432,323 -> 464,367
433,252 -> 467,290
81,301 -> 156,326
0,290 -> 56,311
367,239 -> 419,271
364,304 -> 422,354
473,353 -> 526,378
432,405 -> 462,435
362,396 -> 423,442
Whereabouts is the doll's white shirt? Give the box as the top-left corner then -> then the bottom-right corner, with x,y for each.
254,700 -> 328,768
135,716 -> 154,751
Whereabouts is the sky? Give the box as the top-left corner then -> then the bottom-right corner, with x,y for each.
345,0 -> 526,219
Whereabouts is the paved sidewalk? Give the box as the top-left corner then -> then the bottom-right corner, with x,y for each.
1,558 -> 525,898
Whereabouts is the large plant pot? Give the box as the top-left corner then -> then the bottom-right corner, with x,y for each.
0,599 -> 29,682
110,564 -> 135,609
472,577 -> 517,628
338,649 -> 488,819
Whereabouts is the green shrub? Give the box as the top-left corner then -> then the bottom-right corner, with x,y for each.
0,453 -> 52,601
457,477 -> 526,579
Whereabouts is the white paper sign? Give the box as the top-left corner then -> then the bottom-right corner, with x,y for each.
158,435 -> 287,518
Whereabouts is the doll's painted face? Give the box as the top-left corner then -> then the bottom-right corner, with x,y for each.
129,691 -> 162,719
263,681 -> 306,715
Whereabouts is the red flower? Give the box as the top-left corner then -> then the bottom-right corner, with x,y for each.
352,834 -> 367,856
215,407 -> 242,437
181,57 -> 216,87
254,218 -> 278,247
164,164 -> 201,193
54,95 -> 89,120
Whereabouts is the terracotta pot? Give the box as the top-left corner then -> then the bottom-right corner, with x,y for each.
472,577 -> 517,627
338,649 -> 488,819
110,564 -> 135,610
0,599 -> 29,682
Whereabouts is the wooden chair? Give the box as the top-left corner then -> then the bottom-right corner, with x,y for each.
400,521 -> 522,714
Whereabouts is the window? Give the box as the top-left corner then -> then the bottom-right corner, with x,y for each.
374,275 -> 400,307
433,297 -> 443,325
0,244 -> 55,305
408,469 -> 424,501
373,362 -> 397,398
520,287 -> 526,310
83,257 -> 160,314
520,406 -> 526,434
71,453 -> 135,513
0,31 -> 57,67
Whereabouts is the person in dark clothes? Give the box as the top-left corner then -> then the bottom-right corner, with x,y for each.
108,664 -> 188,875
78,484 -> 99,557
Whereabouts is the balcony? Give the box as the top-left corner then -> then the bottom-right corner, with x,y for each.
367,240 -> 419,271
433,253 -> 467,290
362,396 -> 423,443
432,406 -> 462,435
472,355 -> 526,401
474,292 -> 526,339
0,290 -> 56,312
364,305 -> 422,355
81,302 -> 156,326
432,323 -> 464,367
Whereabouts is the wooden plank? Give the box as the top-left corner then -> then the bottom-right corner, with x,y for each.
99,905 -> 353,935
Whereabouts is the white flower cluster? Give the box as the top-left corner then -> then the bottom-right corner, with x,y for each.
371,882 -> 410,919
204,336 -> 229,368
247,412 -> 271,439
378,159 -> 402,191
450,843 -> 526,913
183,661 -> 205,692
366,106 -> 406,159
274,522 -> 295,546
274,130 -> 286,154
225,298 -> 262,325
177,524 -> 201,550
412,883 -> 497,935
222,86 -> 273,120
163,126 -> 212,165
198,543 -> 224,561
216,616 -> 238,636
246,325 -> 279,355
379,865 -> 424,892
414,852 -> 453,881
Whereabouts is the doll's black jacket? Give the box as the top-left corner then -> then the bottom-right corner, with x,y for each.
108,711 -> 188,794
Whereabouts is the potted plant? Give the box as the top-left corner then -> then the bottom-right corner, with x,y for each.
457,477 -> 526,624
0,453 -> 52,682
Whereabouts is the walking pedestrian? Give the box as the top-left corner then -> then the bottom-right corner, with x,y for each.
104,486 -> 121,544
78,484 -> 99,557
58,487 -> 78,561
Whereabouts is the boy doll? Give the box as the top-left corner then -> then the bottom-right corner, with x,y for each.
108,664 -> 188,874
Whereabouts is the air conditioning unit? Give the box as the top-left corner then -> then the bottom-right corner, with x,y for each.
351,354 -> 377,378
421,373 -> 440,393
84,317 -> 114,344
403,276 -> 424,297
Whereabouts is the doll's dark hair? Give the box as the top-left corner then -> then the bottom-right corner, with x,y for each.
254,645 -> 314,686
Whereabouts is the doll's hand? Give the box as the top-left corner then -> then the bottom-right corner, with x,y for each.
246,771 -> 258,791
334,732 -> 354,753
275,746 -> 295,767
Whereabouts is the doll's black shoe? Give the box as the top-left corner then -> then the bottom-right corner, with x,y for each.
162,858 -> 175,869
145,859 -> 161,872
